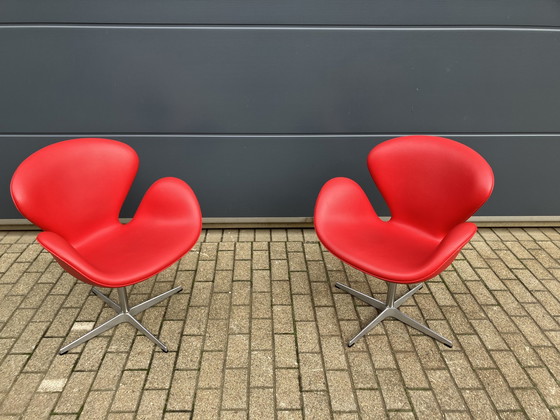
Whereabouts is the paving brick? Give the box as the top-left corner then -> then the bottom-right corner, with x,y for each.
315,307 -> 341,336
251,318 -> 273,350
412,336 -> 447,370
289,271 -> 311,295
409,390 -> 442,420
229,305 -> 250,334
272,281 -> 291,305
249,387 -> 275,419
288,252 -> 307,272
110,370 -> 147,412
377,369 -> 410,411
273,305 -> 294,334
137,389 -> 167,419
395,351 -> 430,389
198,351 -> 225,388
226,334 -> 250,368
442,351 -> 480,389
276,369 -> 302,409
426,369 -> 465,411
55,371 -> 96,414
238,229 -> 254,242
204,319 -> 229,351
458,335 -> 495,369
303,391 -> 333,419
92,352 -> 127,390
231,281 -> 251,306
292,294 -> 315,321
212,270 -> 232,294
274,334 -> 298,368
166,370 -> 197,411
183,306 -> 209,335
80,390 -> 114,419
252,269 -> 271,292
221,368 -> 248,410
295,321 -> 320,353
233,260 -> 251,282
192,388 -> 221,420
250,350 -> 274,387
299,352 -> 327,391
462,389 -> 499,419
145,351 -> 177,389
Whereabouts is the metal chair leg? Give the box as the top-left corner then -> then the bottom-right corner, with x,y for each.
59,285 -> 182,355
348,307 -> 391,347
91,288 -> 121,313
129,286 -> 182,316
338,281 -> 452,348
335,282 -> 386,310
127,316 -> 168,352
393,310 -> 452,347
393,283 -> 423,308
59,313 -> 126,354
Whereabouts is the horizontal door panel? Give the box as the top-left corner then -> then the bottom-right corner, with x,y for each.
1,135 -> 558,219
1,27 -> 559,134
1,0 -> 559,26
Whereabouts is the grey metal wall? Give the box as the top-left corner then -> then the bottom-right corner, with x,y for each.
1,1 -> 559,219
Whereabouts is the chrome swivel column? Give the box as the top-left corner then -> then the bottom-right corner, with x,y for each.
335,281 -> 452,348
59,285 -> 182,355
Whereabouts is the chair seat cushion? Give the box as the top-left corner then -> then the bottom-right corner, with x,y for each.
38,218 -> 200,288
318,218 -> 464,284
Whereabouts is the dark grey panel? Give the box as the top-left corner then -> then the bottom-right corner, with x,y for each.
1,136 -> 559,219
1,0 -> 559,26
1,27 -> 559,134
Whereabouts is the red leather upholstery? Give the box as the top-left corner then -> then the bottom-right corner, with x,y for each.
315,135 -> 494,284
11,138 -> 202,288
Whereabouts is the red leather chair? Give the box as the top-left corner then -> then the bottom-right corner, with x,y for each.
315,136 -> 494,347
11,138 -> 202,354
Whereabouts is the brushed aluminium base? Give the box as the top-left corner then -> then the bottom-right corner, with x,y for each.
335,281 -> 452,348
59,286 -> 182,355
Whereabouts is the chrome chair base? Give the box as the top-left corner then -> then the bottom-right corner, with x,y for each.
335,281 -> 452,348
59,285 -> 182,355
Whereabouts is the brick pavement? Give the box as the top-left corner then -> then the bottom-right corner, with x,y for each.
0,228 -> 559,419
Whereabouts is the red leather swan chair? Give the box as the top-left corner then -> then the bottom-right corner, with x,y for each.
315,136 -> 494,347
11,138 -> 202,354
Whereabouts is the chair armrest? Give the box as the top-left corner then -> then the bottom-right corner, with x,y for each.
133,177 -> 202,228
427,222 -> 477,276
315,177 -> 379,227
37,231 -> 102,286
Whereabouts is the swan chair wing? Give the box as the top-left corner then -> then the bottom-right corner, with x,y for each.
11,138 -> 202,354
315,136 -> 494,347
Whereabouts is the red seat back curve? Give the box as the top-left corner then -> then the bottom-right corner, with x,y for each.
368,135 -> 494,239
10,138 -> 138,244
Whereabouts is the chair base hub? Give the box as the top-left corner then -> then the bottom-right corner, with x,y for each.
335,282 -> 452,348
59,285 -> 182,355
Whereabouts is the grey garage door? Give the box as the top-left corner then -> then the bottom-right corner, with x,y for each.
1,1 -> 559,220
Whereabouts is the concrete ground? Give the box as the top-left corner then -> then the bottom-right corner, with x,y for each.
0,228 -> 559,419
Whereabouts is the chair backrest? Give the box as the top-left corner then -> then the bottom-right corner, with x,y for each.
11,138 -> 139,244
368,135 -> 494,239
